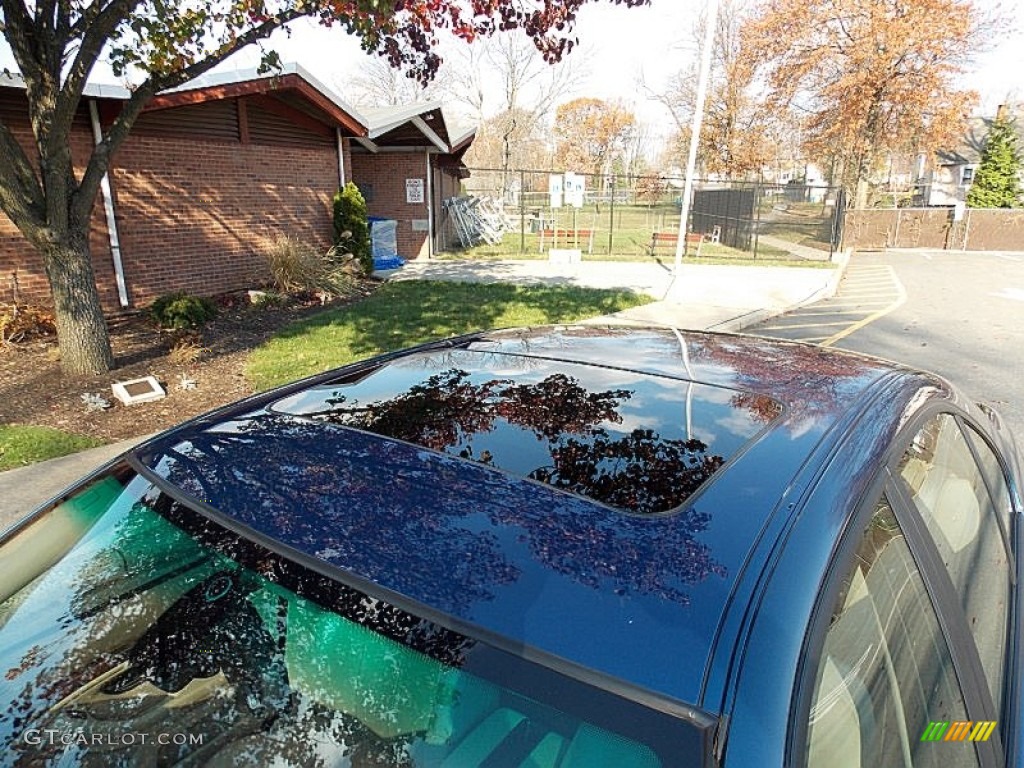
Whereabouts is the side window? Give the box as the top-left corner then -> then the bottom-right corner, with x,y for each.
964,425 -> 1016,548
897,414 -> 1012,718
806,497 -> 980,768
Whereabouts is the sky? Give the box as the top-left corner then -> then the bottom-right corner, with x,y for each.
1,0 -> 1022,131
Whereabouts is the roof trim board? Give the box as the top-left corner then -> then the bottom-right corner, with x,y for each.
353,136 -> 380,153
411,115 -> 448,152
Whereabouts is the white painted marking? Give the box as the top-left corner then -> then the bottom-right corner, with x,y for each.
758,320 -> 855,331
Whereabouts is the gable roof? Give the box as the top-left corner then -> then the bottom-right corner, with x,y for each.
144,62 -> 366,136
356,101 -> 477,154
936,113 -> 1024,166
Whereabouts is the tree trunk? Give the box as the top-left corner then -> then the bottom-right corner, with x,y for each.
41,231 -> 115,375
854,177 -> 871,209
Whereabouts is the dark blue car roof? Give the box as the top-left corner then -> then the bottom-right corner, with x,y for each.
137,327 -> 907,708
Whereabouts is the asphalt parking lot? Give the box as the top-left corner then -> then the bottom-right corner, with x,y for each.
751,249 -> 1024,443
753,261 -> 905,346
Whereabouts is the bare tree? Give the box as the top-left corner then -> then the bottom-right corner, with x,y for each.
620,122 -> 653,179
457,32 -> 589,171
642,0 -> 779,179
343,55 -> 443,107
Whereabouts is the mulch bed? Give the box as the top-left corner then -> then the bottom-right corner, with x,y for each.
0,282 -> 379,443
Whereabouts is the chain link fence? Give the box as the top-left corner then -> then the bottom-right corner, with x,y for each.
437,168 -> 843,263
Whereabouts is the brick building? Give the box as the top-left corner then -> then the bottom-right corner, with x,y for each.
0,64 -> 475,311
352,103 -> 474,260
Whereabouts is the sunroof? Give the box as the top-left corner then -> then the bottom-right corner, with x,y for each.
271,350 -> 782,514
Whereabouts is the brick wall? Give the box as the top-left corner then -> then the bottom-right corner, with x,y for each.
351,152 -> 432,259
111,133 -> 337,305
0,93 -> 119,309
0,90 -> 351,310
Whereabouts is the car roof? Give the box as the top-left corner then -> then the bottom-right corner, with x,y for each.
136,326 -> 922,710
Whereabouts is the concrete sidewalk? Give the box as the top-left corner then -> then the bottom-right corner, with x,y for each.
1,256 -> 845,530
385,257 -> 844,332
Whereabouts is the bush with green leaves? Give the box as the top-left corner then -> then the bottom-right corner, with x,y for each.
332,182 -> 372,274
149,292 -> 218,330
966,115 -> 1023,209
263,235 -> 355,299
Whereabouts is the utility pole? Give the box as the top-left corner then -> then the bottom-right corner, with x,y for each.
674,0 -> 719,273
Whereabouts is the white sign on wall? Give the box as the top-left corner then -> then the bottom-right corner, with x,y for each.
406,178 -> 425,204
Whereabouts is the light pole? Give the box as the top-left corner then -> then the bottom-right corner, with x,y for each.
674,0 -> 719,274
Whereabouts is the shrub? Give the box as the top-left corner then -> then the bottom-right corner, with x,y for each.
333,182 -> 372,274
149,292 -> 218,330
263,235 -> 356,299
264,236 -> 321,294
167,338 -> 208,365
0,302 -> 56,344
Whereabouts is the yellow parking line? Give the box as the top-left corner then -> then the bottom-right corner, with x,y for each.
758,320 -> 857,330
785,308 -> 892,317
820,266 -> 906,347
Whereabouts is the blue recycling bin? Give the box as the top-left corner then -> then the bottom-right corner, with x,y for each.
368,217 -> 403,270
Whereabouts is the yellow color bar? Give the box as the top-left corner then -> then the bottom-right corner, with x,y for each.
970,722 -> 997,742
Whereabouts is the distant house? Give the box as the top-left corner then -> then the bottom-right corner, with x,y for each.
916,111 -> 1022,207
0,63 -> 476,311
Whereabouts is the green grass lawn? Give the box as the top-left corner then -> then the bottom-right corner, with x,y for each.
0,424 -> 106,471
246,280 -> 653,390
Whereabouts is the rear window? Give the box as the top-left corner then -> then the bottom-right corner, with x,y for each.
0,468 -> 709,766
271,350 -> 781,514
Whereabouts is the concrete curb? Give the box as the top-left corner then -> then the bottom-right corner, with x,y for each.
709,249 -> 850,334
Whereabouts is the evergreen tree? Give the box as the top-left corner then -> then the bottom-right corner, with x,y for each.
966,115 -> 1023,208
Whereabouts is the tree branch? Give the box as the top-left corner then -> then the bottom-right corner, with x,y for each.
59,0 -> 143,131
0,118 -> 45,234
54,0 -> 71,40
35,0 -> 57,32
1,0 -> 41,80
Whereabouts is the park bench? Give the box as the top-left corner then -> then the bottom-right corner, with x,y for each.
649,231 -> 705,257
538,228 -> 595,254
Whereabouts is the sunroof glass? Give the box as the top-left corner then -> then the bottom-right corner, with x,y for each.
271,350 -> 781,514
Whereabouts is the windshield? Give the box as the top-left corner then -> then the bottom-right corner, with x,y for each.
0,466 -> 705,766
